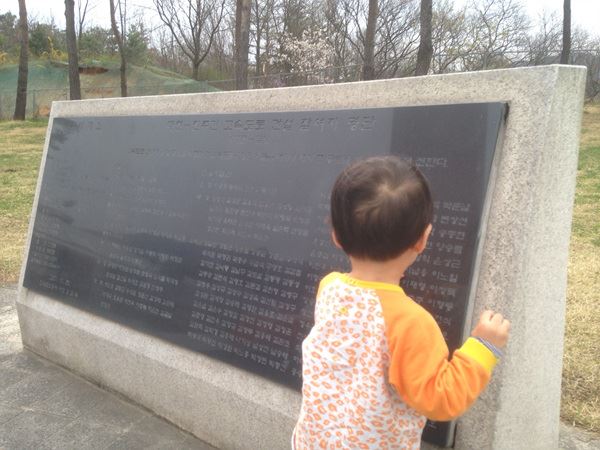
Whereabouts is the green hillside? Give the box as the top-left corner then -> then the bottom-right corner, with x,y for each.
0,60 -> 219,119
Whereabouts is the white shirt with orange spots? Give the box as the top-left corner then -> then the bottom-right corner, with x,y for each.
293,273 -> 497,450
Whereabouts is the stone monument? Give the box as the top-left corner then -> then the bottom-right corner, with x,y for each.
17,65 -> 585,449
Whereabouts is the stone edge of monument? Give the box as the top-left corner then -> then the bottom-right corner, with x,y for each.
16,65 -> 586,450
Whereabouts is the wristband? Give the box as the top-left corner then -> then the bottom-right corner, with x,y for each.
473,336 -> 503,359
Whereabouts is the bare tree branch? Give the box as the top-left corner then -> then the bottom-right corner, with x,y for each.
154,0 -> 227,80
110,0 -> 127,96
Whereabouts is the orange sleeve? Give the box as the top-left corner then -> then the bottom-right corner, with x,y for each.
379,289 -> 497,421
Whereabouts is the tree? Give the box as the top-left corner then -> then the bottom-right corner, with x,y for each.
14,0 -> 28,120
126,23 -> 149,65
560,0 -> 570,64
265,0 -> 344,85
234,0 -> 252,89
110,0 -> 127,96
0,12 -> 18,56
79,26 -> 112,58
415,0 -> 432,75
154,0 -> 227,80
251,0 -> 276,77
277,28 -> 333,82
29,21 -> 64,57
362,0 -> 377,80
273,0 -> 313,76
570,30 -> 600,98
524,11 -> 561,66
430,0 -> 468,74
65,0 -> 81,99
323,0 -> 354,80
336,0 -> 419,80
461,0 -> 530,71
77,0 -> 91,44
151,25 -> 188,73
29,23 -> 52,56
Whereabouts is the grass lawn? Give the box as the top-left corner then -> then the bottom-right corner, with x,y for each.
0,119 -> 47,282
0,105 -> 599,433
561,103 -> 600,432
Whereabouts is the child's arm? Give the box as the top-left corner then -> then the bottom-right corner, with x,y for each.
384,305 -> 510,422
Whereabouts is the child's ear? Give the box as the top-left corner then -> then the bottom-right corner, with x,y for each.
413,224 -> 432,254
331,230 -> 342,249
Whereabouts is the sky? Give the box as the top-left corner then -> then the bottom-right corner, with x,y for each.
4,0 -> 600,36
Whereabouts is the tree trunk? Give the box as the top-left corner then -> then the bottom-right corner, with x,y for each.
119,51 -> 127,97
13,0 -> 28,120
77,0 -> 89,46
192,61 -> 200,81
415,0 -> 433,76
264,24 -> 271,76
256,26 -> 262,76
110,0 -> 127,97
362,0 -> 378,81
65,0 -> 81,100
235,0 -> 252,90
154,0 -> 226,85
560,0 -> 571,64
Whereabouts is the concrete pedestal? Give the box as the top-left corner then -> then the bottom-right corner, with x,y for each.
18,65 -> 586,449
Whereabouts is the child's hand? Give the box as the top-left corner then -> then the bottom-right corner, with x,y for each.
471,310 -> 510,349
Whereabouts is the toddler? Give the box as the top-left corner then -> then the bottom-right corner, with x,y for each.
293,156 -> 510,449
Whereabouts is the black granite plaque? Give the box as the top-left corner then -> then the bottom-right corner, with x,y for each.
23,104 -> 506,447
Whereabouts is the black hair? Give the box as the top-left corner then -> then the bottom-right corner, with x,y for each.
330,155 -> 433,261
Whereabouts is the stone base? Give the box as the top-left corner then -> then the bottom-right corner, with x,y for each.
18,65 -> 587,449
17,289 -> 299,450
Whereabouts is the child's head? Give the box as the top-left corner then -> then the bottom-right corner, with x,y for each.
330,156 -> 433,262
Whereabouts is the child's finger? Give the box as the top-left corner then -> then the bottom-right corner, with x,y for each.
491,313 -> 504,326
481,310 -> 494,322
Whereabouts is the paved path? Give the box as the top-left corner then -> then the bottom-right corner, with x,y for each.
2,285 -> 599,450
0,285 -> 215,450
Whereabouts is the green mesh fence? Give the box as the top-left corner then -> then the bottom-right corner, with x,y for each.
0,61 -> 220,120
0,60 -> 368,120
